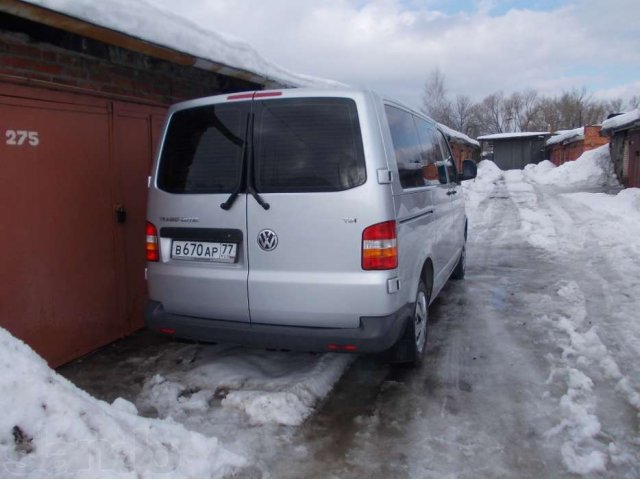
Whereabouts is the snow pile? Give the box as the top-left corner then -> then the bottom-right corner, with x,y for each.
23,0 -> 344,89
524,159 -> 555,175
524,145 -> 618,189
562,188 -> 640,219
136,347 -> 352,427
0,327 -> 246,478
601,108 -> 640,133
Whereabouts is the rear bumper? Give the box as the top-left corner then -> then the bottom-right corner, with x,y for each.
145,300 -> 411,353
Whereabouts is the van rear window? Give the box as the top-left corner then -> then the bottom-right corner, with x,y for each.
253,98 -> 366,192
157,104 -> 247,194
157,98 -> 365,195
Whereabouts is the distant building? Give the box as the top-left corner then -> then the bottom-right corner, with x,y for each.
545,125 -> 608,166
477,132 -> 551,170
601,109 -> 640,188
438,123 -> 480,171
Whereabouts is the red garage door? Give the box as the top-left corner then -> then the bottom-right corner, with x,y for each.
112,102 -> 166,332
0,83 -> 166,366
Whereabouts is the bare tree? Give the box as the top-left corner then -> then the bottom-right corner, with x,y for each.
452,94 -> 476,135
421,68 -> 453,126
510,89 -> 543,131
606,97 -> 625,114
474,91 -> 512,134
420,71 -> 629,137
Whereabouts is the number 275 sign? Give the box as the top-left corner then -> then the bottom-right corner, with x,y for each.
5,129 -> 40,146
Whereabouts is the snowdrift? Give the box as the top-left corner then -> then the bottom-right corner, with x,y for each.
524,145 -> 619,189
0,327 -> 246,478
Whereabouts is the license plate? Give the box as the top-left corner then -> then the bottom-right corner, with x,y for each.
171,240 -> 237,263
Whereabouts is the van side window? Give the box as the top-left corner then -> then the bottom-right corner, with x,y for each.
437,131 -> 458,184
384,105 -> 424,189
158,104 -> 247,194
414,118 -> 449,186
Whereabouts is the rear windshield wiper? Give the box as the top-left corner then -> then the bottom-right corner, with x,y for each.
248,185 -> 270,210
220,189 -> 241,210
247,112 -> 270,210
220,110 -> 250,210
220,109 -> 270,210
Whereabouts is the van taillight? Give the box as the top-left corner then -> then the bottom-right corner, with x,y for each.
362,221 -> 398,270
146,222 -> 159,262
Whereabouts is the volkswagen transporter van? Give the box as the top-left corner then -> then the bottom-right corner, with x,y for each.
145,88 -> 477,364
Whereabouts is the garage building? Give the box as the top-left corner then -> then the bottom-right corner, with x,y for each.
478,132 -> 551,170
600,109 -> 640,188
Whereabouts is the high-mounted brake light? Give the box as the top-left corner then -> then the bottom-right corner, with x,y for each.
227,91 -> 283,101
362,221 -> 398,270
146,221 -> 159,262
254,91 -> 283,98
227,92 -> 254,100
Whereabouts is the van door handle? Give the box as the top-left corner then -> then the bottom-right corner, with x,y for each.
447,190 -> 457,196
115,204 -> 127,224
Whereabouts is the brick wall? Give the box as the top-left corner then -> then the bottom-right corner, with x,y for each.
0,13 -> 260,105
549,125 -> 608,166
584,125 -> 608,150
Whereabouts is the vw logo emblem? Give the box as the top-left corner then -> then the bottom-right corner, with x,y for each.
257,229 -> 278,251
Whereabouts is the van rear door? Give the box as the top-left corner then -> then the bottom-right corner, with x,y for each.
246,97 -> 371,328
148,100 -> 251,323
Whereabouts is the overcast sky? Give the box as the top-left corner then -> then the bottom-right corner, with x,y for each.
147,0 -> 639,109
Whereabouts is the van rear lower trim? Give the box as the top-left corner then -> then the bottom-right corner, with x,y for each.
145,300 -> 411,353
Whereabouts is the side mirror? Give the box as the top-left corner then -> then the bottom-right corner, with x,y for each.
460,160 -> 477,181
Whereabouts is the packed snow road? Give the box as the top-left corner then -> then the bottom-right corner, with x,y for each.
266,163 -> 640,478
2,146 -> 639,477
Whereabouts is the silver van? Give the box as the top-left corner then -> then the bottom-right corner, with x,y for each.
145,88 -> 476,364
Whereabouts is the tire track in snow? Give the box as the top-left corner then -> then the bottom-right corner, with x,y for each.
506,178 -> 640,476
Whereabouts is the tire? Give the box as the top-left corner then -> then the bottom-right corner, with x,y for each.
451,244 -> 466,280
392,280 -> 429,366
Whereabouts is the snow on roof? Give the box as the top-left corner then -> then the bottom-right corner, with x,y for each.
477,131 -> 550,141
22,0 -> 345,89
437,123 -> 480,148
478,131 -> 551,141
545,127 -> 584,147
601,108 -> 640,133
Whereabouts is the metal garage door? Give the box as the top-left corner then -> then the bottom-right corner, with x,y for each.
0,83 -> 166,366
112,102 -> 166,332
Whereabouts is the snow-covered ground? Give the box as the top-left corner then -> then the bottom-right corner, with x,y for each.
266,145 -> 640,477
0,332 -> 351,477
3,144 -> 639,477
